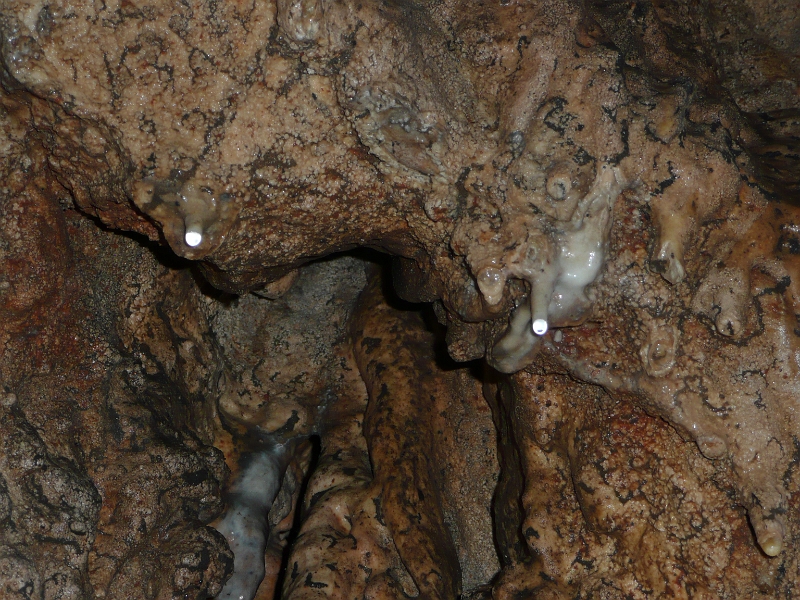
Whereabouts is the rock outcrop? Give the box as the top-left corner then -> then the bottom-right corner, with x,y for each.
1,0 -> 799,597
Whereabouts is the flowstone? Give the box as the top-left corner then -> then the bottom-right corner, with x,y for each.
1,0 -> 800,598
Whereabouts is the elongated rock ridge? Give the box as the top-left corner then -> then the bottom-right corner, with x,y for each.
1,0 -> 799,597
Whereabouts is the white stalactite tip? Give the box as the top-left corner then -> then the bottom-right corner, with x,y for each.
759,533 -> 783,557
532,318 -> 548,336
185,228 -> 203,247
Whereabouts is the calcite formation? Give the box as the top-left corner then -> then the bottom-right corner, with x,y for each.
1,0 -> 799,598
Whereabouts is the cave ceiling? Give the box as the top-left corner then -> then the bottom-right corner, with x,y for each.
1,0 -> 800,598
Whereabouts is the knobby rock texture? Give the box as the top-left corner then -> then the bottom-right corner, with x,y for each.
1,0 -> 799,598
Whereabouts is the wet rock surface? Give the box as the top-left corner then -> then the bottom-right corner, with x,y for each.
1,0 -> 800,598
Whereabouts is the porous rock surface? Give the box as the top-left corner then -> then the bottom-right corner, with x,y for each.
1,0 -> 800,598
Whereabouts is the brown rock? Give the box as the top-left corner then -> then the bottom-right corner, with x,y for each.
2,0 -> 800,598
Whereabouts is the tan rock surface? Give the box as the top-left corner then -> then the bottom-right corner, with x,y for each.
2,0 -> 800,598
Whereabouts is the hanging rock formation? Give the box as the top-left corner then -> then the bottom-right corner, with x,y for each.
1,0 -> 799,597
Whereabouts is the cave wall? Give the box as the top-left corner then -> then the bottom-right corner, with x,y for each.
1,0 -> 800,598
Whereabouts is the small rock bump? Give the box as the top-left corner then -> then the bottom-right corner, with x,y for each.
476,266 -> 506,306
696,435 -> 727,459
546,173 -> 570,200
639,323 -> 678,377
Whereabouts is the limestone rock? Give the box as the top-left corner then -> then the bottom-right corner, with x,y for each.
1,0 -> 799,598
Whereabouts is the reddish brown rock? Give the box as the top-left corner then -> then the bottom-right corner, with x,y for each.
2,0 -> 800,598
